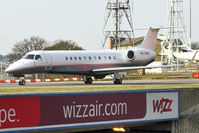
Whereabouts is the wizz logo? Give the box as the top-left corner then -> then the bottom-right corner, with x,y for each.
153,98 -> 173,114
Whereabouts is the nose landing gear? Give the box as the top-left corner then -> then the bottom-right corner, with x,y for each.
19,78 -> 26,85
113,78 -> 122,84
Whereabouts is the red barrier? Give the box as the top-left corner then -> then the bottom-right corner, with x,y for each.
31,79 -> 36,82
77,78 -> 82,81
0,78 -> 83,84
40,79 -> 46,82
68,78 -> 73,81
60,78 -> 64,81
193,73 -> 199,78
10,80 -> 16,83
50,79 -> 55,82
0,80 -> 5,83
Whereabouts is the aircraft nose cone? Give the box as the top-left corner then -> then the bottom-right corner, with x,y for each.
5,67 -> 9,73
5,59 -> 27,73
5,61 -> 21,73
5,65 -> 13,73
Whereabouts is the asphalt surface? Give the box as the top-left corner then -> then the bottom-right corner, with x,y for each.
0,79 -> 199,89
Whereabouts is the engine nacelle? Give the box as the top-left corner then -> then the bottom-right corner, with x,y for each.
94,74 -> 106,79
127,50 -> 136,61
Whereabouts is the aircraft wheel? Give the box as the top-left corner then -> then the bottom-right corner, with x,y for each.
113,78 -> 122,84
19,79 -> 25,85
84,77 -> 93,84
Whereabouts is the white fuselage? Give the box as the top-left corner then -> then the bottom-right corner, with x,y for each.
5,47 -> 156,77
173,51 -> 199,61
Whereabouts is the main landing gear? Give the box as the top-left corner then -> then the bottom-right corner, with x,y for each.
83,74 -> 123,85
84,77 -> 93,84
113,73 -> 122,84
113,78 -> 122,84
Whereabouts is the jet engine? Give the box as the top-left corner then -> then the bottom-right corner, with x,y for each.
127,50 -> 135,61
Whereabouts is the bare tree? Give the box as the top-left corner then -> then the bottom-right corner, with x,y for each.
45,40 -> 83,50
8,36 -> 48,62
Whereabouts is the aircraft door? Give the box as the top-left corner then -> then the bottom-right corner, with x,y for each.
34,55 -> 43,66
32,54 -> 45,73
44,52 -> 52,71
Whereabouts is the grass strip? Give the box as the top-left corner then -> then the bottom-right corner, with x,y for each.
0,85 -> 199,95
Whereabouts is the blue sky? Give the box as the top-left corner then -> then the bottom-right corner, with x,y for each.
0,0 -> 198,55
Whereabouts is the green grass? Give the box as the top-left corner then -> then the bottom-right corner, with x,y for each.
0,85 -> 199,95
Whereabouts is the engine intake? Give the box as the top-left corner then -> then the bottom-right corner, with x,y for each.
127,50 -> 135,61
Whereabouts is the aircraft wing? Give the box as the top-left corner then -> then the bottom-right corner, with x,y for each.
92,64 -> 183,74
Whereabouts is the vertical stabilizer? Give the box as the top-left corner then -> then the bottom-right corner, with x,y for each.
139,28 -> 159,51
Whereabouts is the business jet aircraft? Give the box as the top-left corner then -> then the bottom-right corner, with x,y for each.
5,28 -> 176,85
160,44 -> 199,62
173,52 -> 199,62
173,46 -> 199,62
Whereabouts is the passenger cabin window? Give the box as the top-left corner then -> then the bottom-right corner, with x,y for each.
98,56 -> 101,60
89,56 -> 91,60
74,57 -> 77,60
109,56 -> 111,60
65,57 -> 68,60
79,57 -> 81,60
25,54 -> 34,60
35,55 -> 42,60
70,57 -> 73,60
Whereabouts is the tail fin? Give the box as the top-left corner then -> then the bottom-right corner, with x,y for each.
139,27 -> 159,51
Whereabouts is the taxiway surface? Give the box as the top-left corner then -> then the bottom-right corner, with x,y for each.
0,79 -> 199,89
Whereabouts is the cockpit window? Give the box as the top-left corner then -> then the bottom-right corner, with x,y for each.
35,55 -> 42,60
25,54 -> 35,60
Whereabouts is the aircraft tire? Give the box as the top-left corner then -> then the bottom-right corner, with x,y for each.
84,77 -> 93,84
113,78 -> 122,84
19,80 -> 25,85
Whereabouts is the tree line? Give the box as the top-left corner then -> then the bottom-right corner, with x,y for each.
6,36 -> 199,63
8,36 -> 84,62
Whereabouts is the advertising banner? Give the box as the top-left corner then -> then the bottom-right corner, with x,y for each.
0,90 -> 179,132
